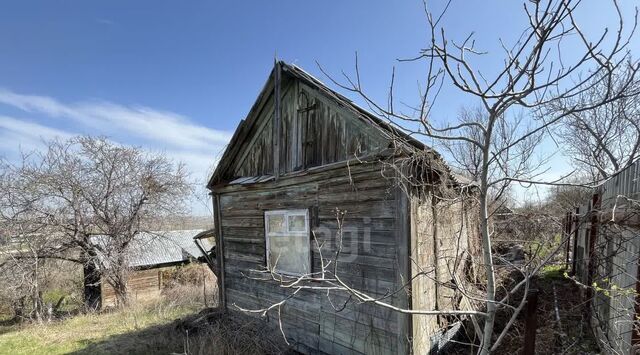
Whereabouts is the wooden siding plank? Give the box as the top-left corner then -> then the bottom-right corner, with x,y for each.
222,72 -> 391,182
395,188 -> 411,355
220,162 -> 406,354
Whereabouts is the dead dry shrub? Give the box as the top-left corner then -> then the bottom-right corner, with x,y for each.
175,308 -> 294,355
446,268 -> 599,354
163,264 -> 212,286
0,258 -> 82,322
161,264 -> 217,308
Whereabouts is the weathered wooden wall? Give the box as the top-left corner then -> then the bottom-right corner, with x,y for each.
101,264 -> 213,308
226,77 -> 389,181
215,161 -> 410,354
410,195 -> 475,354
101,267 -> 163,308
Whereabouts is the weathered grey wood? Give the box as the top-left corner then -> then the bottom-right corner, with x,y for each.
206,61 -> 478,355
218,162 -> 404,354
212,74 -> 391,185
213,194 -> 227,309
395,188 -> 411,355
273,61 -> 282,179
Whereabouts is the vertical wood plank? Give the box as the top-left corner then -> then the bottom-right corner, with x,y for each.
395,187 -> 411,354
273,61 -> 281,180
213,193 -> 227,309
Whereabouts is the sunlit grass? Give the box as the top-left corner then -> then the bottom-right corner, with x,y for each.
540,263 -> 566,280
0,302 -> 200,355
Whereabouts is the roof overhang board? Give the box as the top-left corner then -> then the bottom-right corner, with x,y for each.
208,67 -> 277,187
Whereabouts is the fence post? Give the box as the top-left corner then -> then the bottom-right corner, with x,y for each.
585,192 -> 601,320
571,206 -> 579,276
523,289 -> 539,355
564,212 -> 571,269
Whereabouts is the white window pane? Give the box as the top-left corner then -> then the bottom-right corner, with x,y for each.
267,214 -> 285,233
288,214 -> 306,232
268,235 -> 310,275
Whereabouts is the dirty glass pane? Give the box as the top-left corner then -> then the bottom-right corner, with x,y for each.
268,234 -> 310,275
288,214 -> 306,232
267,214 -> 285,233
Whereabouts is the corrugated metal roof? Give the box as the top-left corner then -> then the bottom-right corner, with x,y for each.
92,230 -> 214,269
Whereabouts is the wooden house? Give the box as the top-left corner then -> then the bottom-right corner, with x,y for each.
93,230 -> 214,308
207,62 -> 480,354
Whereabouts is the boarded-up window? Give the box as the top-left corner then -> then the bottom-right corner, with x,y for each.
265,209 -> 310,275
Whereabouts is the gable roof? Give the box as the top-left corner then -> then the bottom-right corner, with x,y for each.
92,230 -> 214,269
208,61 -> 472,188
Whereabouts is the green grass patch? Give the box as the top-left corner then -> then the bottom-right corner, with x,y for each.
0,302 -> 200,355
540,264 -> 566,280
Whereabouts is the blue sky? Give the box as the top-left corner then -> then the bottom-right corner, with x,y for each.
0,1 -> 637,214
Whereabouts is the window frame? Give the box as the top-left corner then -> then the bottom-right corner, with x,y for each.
264,209 -> 311,276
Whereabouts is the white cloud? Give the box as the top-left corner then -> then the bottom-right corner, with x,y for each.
0,115 -> 75,154
0,89 -> 234,215
0,89 -> 232,151
0,115 -> 74,141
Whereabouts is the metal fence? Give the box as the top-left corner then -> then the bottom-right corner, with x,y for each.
565,160 -> 640,355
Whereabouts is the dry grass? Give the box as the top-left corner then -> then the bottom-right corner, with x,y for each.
490,267 -> 599,355
173,308 -> 294,355
0,280 -> 293,355
0,301 -> 200,354
445,266 -> 599,354
162,264 -> 217,308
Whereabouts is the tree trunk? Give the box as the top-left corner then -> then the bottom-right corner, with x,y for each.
111,255 -> 130,307
83,260 -> 102,311
13,297 -> 25,322
479,129 -> 497,355
112,277 -> 129,307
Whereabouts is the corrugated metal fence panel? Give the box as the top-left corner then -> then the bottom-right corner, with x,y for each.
601,160 -> 640,210
574,160 -> 640,355
606,228 -> 639,353
574,203 -> 591,283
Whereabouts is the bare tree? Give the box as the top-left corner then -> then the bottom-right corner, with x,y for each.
443,106 -> 486,182
550,63 -> 640,180
442,106 -> 536,214
0,163 -> 75,321
312,0 -> 639,353
0,231 -> 49,322
545,175 -> 593,213
0,136 -> 190,308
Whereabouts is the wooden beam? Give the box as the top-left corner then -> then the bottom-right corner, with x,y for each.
395,187 -> 411,354
212,194 -> 227,309
585,192 -> 601,320
523,289 -> 539,355
273,61 -> 282,180
571,206 -> 579,275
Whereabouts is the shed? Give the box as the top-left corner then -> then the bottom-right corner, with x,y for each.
208,61 -> 480,354
93,230 -> 214,308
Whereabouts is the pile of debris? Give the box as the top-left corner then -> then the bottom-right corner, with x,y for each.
494,243 -> 526,265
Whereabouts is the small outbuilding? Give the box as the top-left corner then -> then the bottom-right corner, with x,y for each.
207,62 -> 480,354
94,230 -> 214,308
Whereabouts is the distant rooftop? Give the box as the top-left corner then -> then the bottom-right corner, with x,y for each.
92,230 -> 214,269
